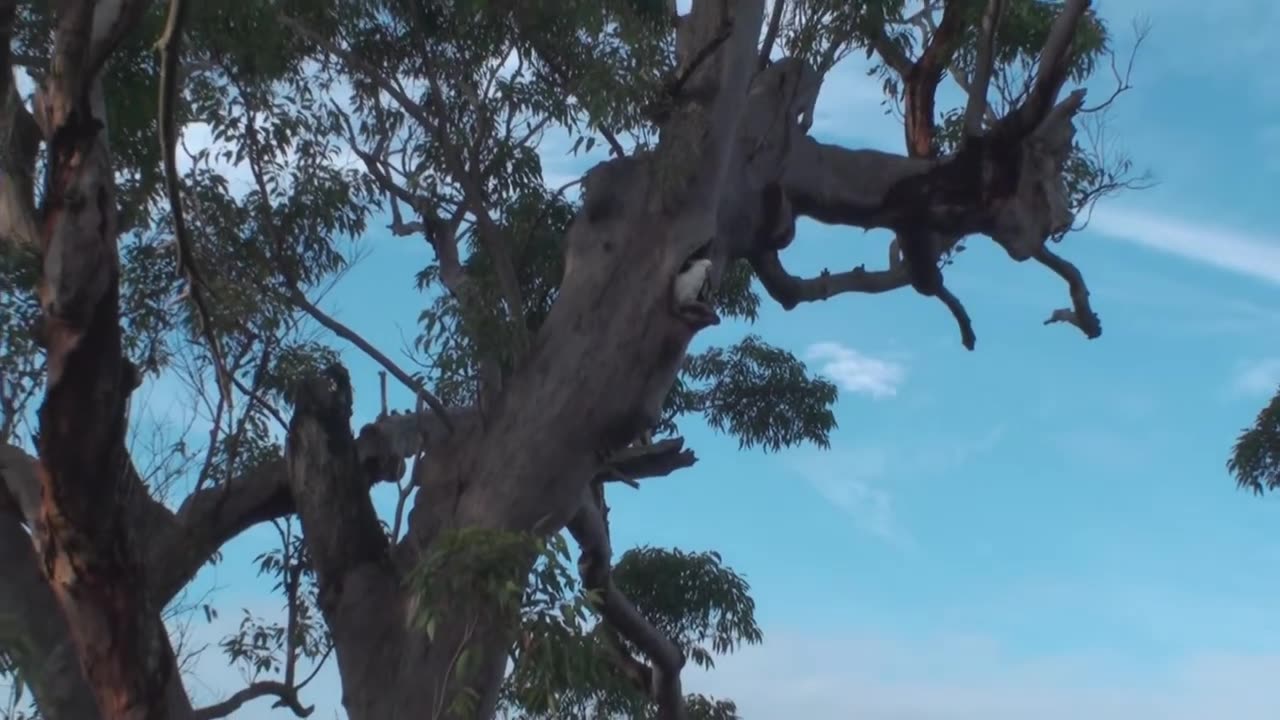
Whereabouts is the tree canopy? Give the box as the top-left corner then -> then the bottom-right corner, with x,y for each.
0,0 -> 1149,718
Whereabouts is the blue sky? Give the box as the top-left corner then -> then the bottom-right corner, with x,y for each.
125,0 -> 1280,717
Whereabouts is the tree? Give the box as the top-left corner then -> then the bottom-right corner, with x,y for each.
0,0 -> 1148,718
1228,389 -> 1280,496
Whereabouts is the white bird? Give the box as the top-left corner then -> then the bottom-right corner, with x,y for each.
673,258 -> 712,307
671,257 -> 720,329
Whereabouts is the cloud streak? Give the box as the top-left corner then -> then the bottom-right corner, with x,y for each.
1233,358 -> 1280,397
686,627 -> 1280,720
1089,206 -> 1280,286
805,342 -> 907,399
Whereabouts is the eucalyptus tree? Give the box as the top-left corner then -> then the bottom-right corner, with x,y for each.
0,0 -> 1145,718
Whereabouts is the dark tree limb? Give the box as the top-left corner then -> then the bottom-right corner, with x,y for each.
726,0 -> 1102,345
568,484 -> 687,720
596,437 -> 697,486
29,0 -> 188,716
757,0 -> 785,69
192,681 -> 313,720
1035,245 -> 1101,338
872,0 -> 970,158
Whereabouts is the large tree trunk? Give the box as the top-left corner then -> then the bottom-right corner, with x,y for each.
24,1 -> 190,718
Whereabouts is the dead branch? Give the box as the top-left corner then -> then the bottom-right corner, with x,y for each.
568,485 -> 687,720
596,437 -> 698,485
1035,245 -> 1101,338
192,681 -> 313,720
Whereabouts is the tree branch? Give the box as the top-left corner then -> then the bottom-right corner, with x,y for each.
596,437 -> 698,486
964,0 -> 1005,136
568,485 -> 687,720
192,681 -> 313,720
757,0 -> 785,70
156,0 -> 233,412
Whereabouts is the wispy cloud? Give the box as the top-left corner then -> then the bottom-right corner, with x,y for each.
805,342 -> 907,399
1233,358 -> 1280,397
686,626 -> 1280,720
788,448 -> 909,548
1089,206 -> 1280,285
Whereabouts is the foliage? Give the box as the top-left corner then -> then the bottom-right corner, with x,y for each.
1228,389 -> 1280,495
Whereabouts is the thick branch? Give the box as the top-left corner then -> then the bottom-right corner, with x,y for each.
964,0 -> 1005,136
757,0 -> 785,70
192,681 -> 313,720
597,437 -> 697,486
1001,0 -> 1091,137
568,486 -> 686,720
874,0 -> 969,157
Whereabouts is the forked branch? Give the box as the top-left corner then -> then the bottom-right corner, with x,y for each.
193,680 -> 313,720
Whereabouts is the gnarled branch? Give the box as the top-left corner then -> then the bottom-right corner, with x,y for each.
568,484 -> 687,720
193,681 -> 313,720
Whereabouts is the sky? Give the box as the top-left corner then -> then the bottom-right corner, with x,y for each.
31,0 -> 1280,717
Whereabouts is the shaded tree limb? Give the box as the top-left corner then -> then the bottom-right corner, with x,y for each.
965,0 -> 1006,136
192,681 -> 313,720
871,0 -> 970,157
568,484 -> 687,720
757,0 -> 785,70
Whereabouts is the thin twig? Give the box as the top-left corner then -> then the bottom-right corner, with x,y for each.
155,0 -> 234,412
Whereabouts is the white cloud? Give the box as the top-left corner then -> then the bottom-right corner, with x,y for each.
805,341 -> 907,399
785,448 -> 912,548
1233,358 -> 1280,397
1089,206 -> 1280,286
686,627 -> 1280,720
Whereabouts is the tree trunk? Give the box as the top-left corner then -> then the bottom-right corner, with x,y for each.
28,1 -> 187,717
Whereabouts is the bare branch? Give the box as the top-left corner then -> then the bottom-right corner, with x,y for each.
1082,16 -> 1150,115
193,680 -> 313,720
596,437 -> 698,485
568,485 -> 687,720
156,0 -> 232,413
758,0 -> 785,70
936,285 -> 976,351
1035,245 -> 1101,339
285,286 -> 456,434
